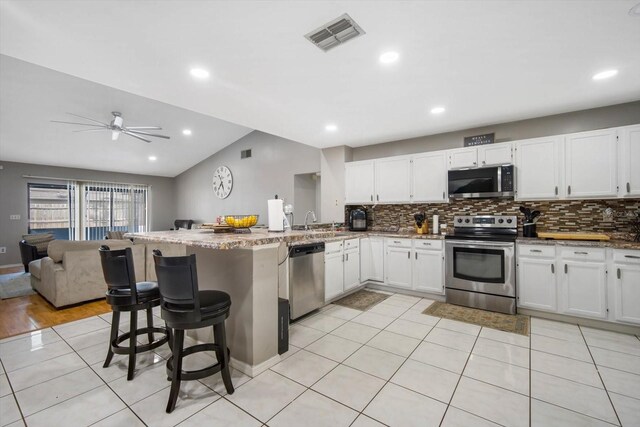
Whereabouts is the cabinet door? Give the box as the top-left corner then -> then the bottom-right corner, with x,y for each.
344,249 -> 360,291
561,260 -> 607,319
515,136 -> 562,200
360,238 -> 371,282
619,125 -> 640,197
412,249 -> 444,294
325,252 -> 344,302
411,152 -> 448,203
613,263 -> 640,325
374,157 -> 411,203
448,148 -> 477,169
370,238 -> 385,282
386,247 -> 412,288
478,143 -> 512,167
517,258 -> 557,312
345,161 -> 375,204
565,129 -> 617,198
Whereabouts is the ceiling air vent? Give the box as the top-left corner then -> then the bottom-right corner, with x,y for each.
305,13 -> 365,52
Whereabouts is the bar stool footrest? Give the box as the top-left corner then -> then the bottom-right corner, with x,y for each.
111,326 -> 170,355
165,343 -> 229,381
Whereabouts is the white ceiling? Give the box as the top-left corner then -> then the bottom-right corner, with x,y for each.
1,0 -> 639,171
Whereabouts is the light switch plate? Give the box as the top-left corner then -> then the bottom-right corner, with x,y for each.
9,215 -> 20,220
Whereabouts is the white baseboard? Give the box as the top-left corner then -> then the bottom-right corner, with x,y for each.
0,264 -> 22,269
517,308 -> 640,335
364,282 -> 446,301
230,354 -> 282,378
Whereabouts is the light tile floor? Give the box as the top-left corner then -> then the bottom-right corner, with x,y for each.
1,293 -> 639,427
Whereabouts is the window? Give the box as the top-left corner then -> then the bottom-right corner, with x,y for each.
27,180 -> 149,241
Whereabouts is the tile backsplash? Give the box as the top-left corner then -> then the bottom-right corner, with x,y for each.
347,199 -> 640,236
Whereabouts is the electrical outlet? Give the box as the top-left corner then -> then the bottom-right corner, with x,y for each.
9,214 -> 20,220
0,247 -> 6,254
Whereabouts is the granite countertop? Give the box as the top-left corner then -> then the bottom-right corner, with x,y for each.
517,237 -> 640,250
126,229 -> 446,250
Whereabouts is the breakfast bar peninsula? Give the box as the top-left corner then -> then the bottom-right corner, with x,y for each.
127,228 -> 338,377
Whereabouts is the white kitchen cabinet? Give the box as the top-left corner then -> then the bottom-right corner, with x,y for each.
360,237 -> 384,282
345,160 -> 375,204
412,242 -> 444,295
478,143 -> 512,167
325,250 -> 344,302
560,248 -> 608,320
517,245 -> 557,312
375,156 -> 411,203
611,250 -> 640,325
565,129 -> 617,198
411,152 -> 448,203
325,239 -> 360,302
618,124 -> 640,197
385,239 -> 412,289
343,249 -> 360,291
448,147 -> 478,169
515,136 -> 563,200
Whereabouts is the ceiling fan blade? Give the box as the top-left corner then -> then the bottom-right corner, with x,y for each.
65,112 -> 109,126
125,126 -> 162,130
125,129 -> 170,139
51,120 -> 107,127
72,128 -> 108,133
122,131 -> 151,143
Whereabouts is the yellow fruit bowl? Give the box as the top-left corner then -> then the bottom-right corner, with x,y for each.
224,215 -> 259,229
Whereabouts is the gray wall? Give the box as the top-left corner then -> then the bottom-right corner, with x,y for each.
320,145 -> 353,223
174,131 -> 321,224
293,173 -> 319,225
353,101 -> 640,160
0,161 -> 176,266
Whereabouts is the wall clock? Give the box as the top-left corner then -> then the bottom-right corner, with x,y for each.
213,166 -> 233,199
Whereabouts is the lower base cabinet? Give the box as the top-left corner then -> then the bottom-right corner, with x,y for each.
560,255 -> 608,320
412,247 -> 444,295
325,249 -> 344,302
344,249 -> 360,292
325,239 -> 361,302
517,256 -> 557,312
612,252 -> 640,325
385,244 -> 412,289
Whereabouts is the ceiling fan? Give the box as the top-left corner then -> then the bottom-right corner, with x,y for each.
51,111 -> 170,143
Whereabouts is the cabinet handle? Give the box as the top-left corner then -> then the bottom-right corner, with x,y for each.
624,255 -> 640,259
564,264 -> 568,274
568,185 -> 571,195
617,268 -> 621,279
482,160 -> 486,165
370,195 -> 373,202
627,182 -> 631,193
530,249 -> 542,253
407,251 -> 410,259
443,191 -> 446,200
346,253 -> 349,261
415,252 -> 417,260
394,241 -> 401,244
376,194 -> 379,201
473,161 -> 477,165
574,251 -> 588,255
551,264 -> 555,274
555,186 -> 558,195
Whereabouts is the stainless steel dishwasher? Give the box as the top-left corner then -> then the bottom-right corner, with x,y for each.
289,242 -> 325,320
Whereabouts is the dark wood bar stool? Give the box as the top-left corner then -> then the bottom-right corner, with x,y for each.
153,250 -> 234,413
99,245 -> 170,381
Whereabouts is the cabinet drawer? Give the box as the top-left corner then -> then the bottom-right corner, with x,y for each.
517,244 -> 555,258
386,238 -> 412,248
613,250 -> 640,264
344,238 -> 360,250
414,239 -> 443,250
325,241 -> 343,254
559,247 -> 606,262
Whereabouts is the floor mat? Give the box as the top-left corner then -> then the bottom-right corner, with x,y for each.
0,273 -> 35,299
332,289 -> 390,311
423,301 -> 530,336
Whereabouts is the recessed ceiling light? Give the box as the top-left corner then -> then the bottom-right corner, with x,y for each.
148,156 -> 157,161
430,106 -> 446,114
182,129 -> 192,136
592,69 -> 618,80
325,124 -> 338,132
190,68 -> 210,79
379,51 -> 399,64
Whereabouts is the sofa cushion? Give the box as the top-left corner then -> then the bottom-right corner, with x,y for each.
22,233 -> 54,253
48,239 -> 133,263
29,259 -> 42,280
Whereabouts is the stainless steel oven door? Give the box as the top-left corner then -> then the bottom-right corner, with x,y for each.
445,240 -> 515,297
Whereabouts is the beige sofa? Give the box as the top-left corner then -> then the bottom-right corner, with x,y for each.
29,240 -> 186,308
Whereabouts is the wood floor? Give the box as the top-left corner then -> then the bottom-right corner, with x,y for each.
0,266 -> 110,339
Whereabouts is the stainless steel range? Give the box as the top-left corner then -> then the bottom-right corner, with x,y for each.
445,215 -> 517,315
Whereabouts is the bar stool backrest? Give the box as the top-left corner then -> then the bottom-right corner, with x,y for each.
174,219 -> 194,230
152,250 -> 202,324
99,245 -> 138,305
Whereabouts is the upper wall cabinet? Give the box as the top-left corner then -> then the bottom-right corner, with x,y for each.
565,129 -> 617,198
411,152 -> 448,203
448,147 -> 477,169
618,124 -> 640,197
375,156 -> 411,203
478,143 -> 513,167
345,160 -> 375,204
515,136 -> 563,200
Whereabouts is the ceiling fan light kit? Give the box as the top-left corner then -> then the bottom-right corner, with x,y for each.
52,111 -> 170,143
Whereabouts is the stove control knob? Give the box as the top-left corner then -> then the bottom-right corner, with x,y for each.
457,219 -> 463,223
464,219 -> 470,223
498,218 -> 504,224
506,218 -> 513,224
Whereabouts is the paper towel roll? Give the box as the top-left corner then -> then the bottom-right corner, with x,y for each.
432,215 -> 439,235
268,199 -> 285,232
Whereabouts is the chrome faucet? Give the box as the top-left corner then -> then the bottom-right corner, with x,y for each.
304,211 -> 317,230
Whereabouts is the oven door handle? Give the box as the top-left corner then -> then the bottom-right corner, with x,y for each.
446,240 -> 514,248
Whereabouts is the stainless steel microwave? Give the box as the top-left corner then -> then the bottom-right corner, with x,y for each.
448,165 -> 515,199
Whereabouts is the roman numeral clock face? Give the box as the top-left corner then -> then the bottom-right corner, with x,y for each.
212,166 -> 233,199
